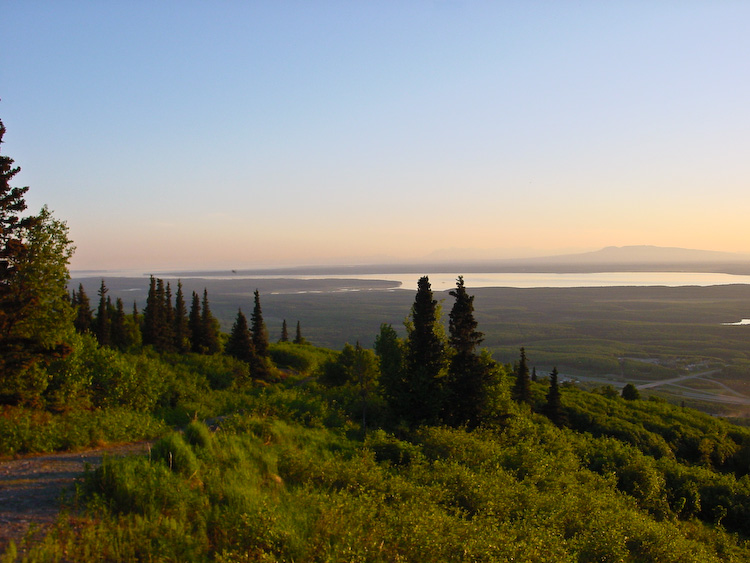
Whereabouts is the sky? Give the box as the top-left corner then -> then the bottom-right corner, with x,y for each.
3,1 -> 750,272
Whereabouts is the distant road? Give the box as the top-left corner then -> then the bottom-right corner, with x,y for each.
636,370 -> 750,407
636,370 -> 720,390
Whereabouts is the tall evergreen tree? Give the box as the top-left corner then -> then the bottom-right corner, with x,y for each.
448,276 -> 483,354
142,276 -> 159,348
544,366 -> 565,426
188,291 -> 203,353
444,276 -> 490,427
110,297 -> 127,350
402,276 -> 446,425
142,277 -> 175,352
173,280 -> 190,353
0,120 -> 74,401
163,281 -> 175,351
294,321 -> 305,344
375,323 -> 405,414
0,119 -> 40,286
225,309 -> 257,364
512,347 -> 532,404
73,283 -> 93,333
94,280 -> 111,347
155,278 -> 173,351
201,288 -> 221,354
251,289 -> 269,357
279,319 -> 289,342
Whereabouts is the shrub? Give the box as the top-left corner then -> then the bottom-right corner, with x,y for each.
150,432 -> 200,477
183,420 -> 213,451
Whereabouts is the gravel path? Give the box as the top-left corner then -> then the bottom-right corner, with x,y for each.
0,441 -> 152,552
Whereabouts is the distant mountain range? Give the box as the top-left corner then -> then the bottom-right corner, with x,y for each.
513,245 -> 750,265
167,246 -> 750,277
434,245 -> 750,275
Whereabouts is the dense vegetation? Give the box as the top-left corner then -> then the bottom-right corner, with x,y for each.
3,118 -> 750,560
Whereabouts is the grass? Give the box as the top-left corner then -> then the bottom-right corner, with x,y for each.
0,407 -> 167,457
11,407 -> 750,562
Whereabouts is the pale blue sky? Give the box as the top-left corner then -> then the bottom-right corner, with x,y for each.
3,1 -> 750,270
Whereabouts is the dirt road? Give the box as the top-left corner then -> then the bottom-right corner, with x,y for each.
0,441 -> 152,552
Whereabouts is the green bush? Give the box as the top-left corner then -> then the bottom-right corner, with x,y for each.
366,429 -> 423,466
183,420 -> 213,451
269,342 -> 337,374
0,406 -> 166,456
150,432 -> 200,477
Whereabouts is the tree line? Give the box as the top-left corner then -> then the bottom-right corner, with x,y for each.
69,278 -> 313,382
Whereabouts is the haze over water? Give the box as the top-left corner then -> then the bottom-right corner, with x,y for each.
70,270 -> 750,292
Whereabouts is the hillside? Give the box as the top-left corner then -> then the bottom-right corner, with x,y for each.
5,353 -> 750,561
4,262 -> 750,560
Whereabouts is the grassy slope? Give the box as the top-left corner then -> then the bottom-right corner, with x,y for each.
7,365 -> 750,562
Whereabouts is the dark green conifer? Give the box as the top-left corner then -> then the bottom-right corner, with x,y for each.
73,283 -> 93,333
142,277 -> 173,351
163,281 -> 175,351
173,281 -> 190,353
142,276 -> 159,347
622,383 -> 641,401
251,289 -> 269,357
512,347 -> 532,404
445,275 -> 489,427
201,289 -> 221,354
110,297 -> 127,350
294,321 -> 305,344
0,120 -> 42,372
375,323 -> 405,414
225,308 -> 257,364
448,276 -> 483,354
403,276 -> 446,425
94,280 -> 111,347
544,367 -> 566,426
0,120 -> 75,400
188,291 -> 203,353
279,319 -> 289,342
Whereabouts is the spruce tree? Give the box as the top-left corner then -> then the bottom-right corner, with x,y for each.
163,281 -> 175,351
512,347 -> 532,404
279,319 -> 289,342
448,276 -> 483,354
141,277 -> 180,352
110,297 -> 127,350
0,121 -> 74,400
142,276 -> 159,347
225,308 -> 257,364
188,291 -> 203,353
154,278 -> 173,351
375,323 -> 405,415
94,280 -> 111,347
251,289 -> 269,357
445,276 -> 489,427
201,289 -> 221,354
73,283 -> 93,333
403,276 -> 446,425
621,383 -> 640,401
173,280 -> 190,353
544,366 -> 565,426
0,117 -> 41,387
0,119 -> 40,283
294,321 -> 305,344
